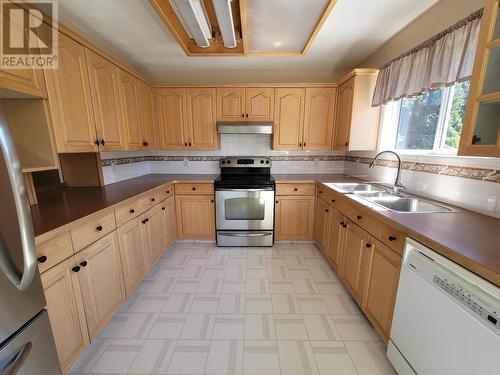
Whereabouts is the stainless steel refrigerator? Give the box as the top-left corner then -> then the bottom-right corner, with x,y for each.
0,112 -> 61,374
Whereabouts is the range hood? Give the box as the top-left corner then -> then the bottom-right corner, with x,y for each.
217,122 -> 273,135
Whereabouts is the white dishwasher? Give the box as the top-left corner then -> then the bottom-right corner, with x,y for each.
387,238 -> 500,375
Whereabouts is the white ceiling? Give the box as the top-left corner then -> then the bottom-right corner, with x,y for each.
52,0 -> 439,84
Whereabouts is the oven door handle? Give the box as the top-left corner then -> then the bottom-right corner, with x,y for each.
215,188 -> 274,192
218,232 -> 273,237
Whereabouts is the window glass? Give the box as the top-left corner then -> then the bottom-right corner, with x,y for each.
395,89 -> 443,150
445,80 -> 470,148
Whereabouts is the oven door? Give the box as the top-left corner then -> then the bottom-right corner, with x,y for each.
216,189 -> 274,230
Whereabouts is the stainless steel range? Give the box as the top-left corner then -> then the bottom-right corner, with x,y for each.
215,157 -> 275,247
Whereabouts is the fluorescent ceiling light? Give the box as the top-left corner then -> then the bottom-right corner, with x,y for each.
170,0 -> 212,48
212,0 -> 237,48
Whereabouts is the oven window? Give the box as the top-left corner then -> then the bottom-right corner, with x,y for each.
225,198 -> 265,220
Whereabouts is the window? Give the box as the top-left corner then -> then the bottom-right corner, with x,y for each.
389,81 -> 470,153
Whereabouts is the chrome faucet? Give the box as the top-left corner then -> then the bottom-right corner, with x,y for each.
369,150 -> 407,195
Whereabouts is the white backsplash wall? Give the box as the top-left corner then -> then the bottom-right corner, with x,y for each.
101,134 -> 346,184
346,151 -> 500,218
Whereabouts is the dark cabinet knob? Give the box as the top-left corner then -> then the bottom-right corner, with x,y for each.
276,200 -> 279,204
389,236 -> 397,241
94,139 -> 100,146
96,225 -> 103,231
241,113 -> 244,118
72,266 -> 80,273
294,188 -> 298,191
166,190 -> 170,194
345,142 -> 349,147
325,209 -> 329,213
37,255 -> 47,263
142,218 -> 149,224
340,221 -> 344,226
80,261 -> 88,267
129,209 -> 135,214
192,187 -> 196,191
143,141 -> 149,147
303,143 -> 306,147
318,191 -> 322,194
331,199 -> 336,203
210,199 -> 214,203
188,142 -> 192,146
356,215 -> 362,220
342,224 -> 347,228
299,143 -> 302,147
185,142 -> 188,146
151,198 -> 155,202
162,207 -> 166,210
365,243 -> 372,248
245,113 -> 248,118
100,139 -> 105,146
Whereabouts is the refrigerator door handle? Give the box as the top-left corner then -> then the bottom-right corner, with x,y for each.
0,342 -> 32,374
0,118 -> 36,291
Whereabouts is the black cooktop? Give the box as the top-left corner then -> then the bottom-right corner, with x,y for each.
215,157 -> 275,189
214,174 -> 275,189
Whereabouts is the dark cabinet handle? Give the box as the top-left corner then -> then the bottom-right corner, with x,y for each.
100,139 -> 105,146
94,139 -> 100,146
342,224 -> 347,228
299,143 -> 302,147
303,143 -> 306,147
210,199 -> 214,203
356,215 -> 362,220
151,198 -> 155,202
143,141 -> 149,147
188,142 -> 192,146
129,209 -> 135,214
241,113 -> 244,118
340,221 -> 344,226
142,218 -> 149,224
318,191 -> 322,194
80,261 -> 88,267
345,142 -> 349,147
37,255 -> 47,263
325,209 -> 329,213
294,188 -> 298,191
245,113 -> 248,118
366,243 -> 372,248
192,187 -> 196,191
166,190 -> 170,194
96,225 -> 103,231
185,142 -> 188,146
162,207 -> 166,210
72,266 -> 80,273
389,236 -> 397,241
331,199 -> 336,203
276,200 -> 279,203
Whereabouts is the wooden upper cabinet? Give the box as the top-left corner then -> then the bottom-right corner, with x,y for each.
0,8 -> 47,98
273,88 -> 305,150
118,70 -> 142,150
157,88 -> 188,149
217,87 -> 245,120
303,87 -> 336,150
44,33 -> 97,152
246,88 -> 274,121
74,232 -> 124,339
333,69 -> 380,151
185,88 -> 219,150
362,239 -> 402,342
85,49 -> 125,150
138,82 -> 160,148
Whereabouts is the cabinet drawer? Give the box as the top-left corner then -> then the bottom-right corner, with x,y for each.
157,184 -> 174,202
115,196 -> 147,227
380,223 -> 405,256
175,183 -> 214,195
71,211 -> 116,251
317,186 -> 341,207
339,201 -> 382,238
276,183 -> 315,196
36,232 -> 74,273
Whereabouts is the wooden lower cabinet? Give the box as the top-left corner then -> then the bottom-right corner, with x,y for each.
41,257 -> 89,373
161,196 -> 177,250
362,239 -> 402,342
275,196 -> 315,240
117,216 -> 148,296
74,232 -> 125,339
326,208 -> 346,271
314,198 -> 331,253
341,220 -> 371,304
142,204 -> 164,266
176,194 -> 215,239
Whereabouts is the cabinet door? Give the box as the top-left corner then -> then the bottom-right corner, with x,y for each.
139,82 -> 160,148
313,198 -> 331,253
275,196 -> 314,240
85,49 -> 125,150
333,78 -> 354,151
303,87 -> 335,150
273,88 -> 305,150
326,208 -> 346,271
0,8 -> 47,98
246,88 -> 274,121
44,33 -> 97,152
41,257 -> 89,373
362,240 -> 402,342
117,216 -> 148,296
157,88 -> 188,149
119,70 -> 142,150
161,196 -> 177,250
144,205 -> 164,267
75,232 -> 125,339
176,195 -> 215,239
186,88 -> 218,150
341,220 -> 370,304
216,87 -> 245,121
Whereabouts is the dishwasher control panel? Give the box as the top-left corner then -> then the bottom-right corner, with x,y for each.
433,275 -> 499,332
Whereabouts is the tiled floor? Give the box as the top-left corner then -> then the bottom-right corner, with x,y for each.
69,241 -> 396,375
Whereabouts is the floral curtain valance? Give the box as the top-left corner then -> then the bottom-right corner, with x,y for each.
372,9 -> 483,107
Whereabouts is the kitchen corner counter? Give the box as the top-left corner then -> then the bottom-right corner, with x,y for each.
31,174 -> 217,237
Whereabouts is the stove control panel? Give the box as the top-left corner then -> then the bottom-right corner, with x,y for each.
220,157 -> 271,168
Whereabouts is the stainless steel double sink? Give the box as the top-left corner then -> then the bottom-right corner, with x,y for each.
325,183 -> 454,213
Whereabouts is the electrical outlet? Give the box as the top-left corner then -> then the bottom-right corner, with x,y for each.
183,157 -> 189,167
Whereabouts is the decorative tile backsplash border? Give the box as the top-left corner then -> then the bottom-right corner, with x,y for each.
101,154 -> 499,183
345,156 -> 499,183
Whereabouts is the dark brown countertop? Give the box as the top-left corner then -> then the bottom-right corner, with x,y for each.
31,174 -> 218,237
